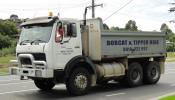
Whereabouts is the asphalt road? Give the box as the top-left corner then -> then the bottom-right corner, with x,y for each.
0,62 -> 175,100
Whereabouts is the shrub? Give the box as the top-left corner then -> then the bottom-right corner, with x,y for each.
0,46 -> 16,57
0,34 -> 12,49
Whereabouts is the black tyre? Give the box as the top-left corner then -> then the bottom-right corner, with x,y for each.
125,62 -> 143,87
34,79 -> 55,91
66,67 -> 92,95
143,61 -> 160,84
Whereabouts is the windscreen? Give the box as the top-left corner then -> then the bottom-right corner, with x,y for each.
19,24 -> 53,44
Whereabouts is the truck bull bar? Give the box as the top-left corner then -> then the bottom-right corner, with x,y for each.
9,54 -> 53,78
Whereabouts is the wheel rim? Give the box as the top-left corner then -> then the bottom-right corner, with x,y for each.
131,69 -> 140,82
150,67 -> 159,79
74,74 -> 87,90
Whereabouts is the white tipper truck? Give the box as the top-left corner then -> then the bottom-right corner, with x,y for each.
9,14 -> 166,95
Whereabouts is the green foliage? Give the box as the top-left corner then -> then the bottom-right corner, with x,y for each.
125,20 -> 138,31
163,24 -> 175,52
0,55 -> 16,75
0,20 -> 18,37
0,19 -> 18,55
0,68 -> 9,75
109,20 -> 138,31
160,95 -> 175,100
0,36 -> 17,57
103,23 -> 109,30
168,35 -> 175,43
110,26 -> 120,31
160,23 -> 173,36
166,52 -> 175,62
0,34 -> 11,49
0,46 -> 16,57
167,44 -> 174,52
0,55 -> 15,64
167,52 -> 175,57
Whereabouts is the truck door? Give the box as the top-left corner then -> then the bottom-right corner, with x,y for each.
53,21 -> 82,69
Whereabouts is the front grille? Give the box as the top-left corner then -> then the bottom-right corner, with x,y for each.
33,53 -> 46,61
17,53 -> 46,61
17,53 -> 46,68
20,58 -> 32,65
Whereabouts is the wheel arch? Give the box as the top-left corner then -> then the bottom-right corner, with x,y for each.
64,56 -> 96,78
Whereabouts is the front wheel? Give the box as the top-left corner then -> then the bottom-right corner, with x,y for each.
34,79 -> 55,91
143,61 -> 160,84
66,67 -> 92,95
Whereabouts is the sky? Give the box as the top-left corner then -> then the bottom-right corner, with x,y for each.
0,0 -> 175,32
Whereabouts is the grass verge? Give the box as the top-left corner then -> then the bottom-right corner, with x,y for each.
0,55 -> 15,64
166,52 -> 175,62
166,57 -> 175,62
160,95 -> 175,100
167,52 -> 175,57
0,55 -> 15,75
0,67 -> 9,75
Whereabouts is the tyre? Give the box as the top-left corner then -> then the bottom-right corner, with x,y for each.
125,62 -> 143,87
66,67 -> 92,95
34,79 -> 55,91
143,61 -> 160,84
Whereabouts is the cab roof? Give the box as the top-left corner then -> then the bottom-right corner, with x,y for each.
21,16 -> 58,26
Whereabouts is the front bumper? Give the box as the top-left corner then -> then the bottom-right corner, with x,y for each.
9,67 -> 53,78
9,54 -> 53,78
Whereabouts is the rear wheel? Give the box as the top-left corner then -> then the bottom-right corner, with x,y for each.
143,61 -> 160,84
125,62 -> 143,87
66,67 -> 92,95
34,79 -> 55,91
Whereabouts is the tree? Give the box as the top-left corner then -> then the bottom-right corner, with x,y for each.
0,34 -> 11,49
166,34 -> 175,52
160,23 -> 173,35
0,20 -> 18,50
103,23 -> 109,30
125,20 -> 138,31
10,14 -> 18,21
160,23 -> 174,41
161,23 -> 175,51
110,26 -> 120,31
0,20 -> 18,37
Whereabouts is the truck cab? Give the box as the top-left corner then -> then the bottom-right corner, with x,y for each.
10,16 -> 83,78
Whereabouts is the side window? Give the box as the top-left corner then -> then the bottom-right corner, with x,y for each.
55,21 -> 77,43
64,23 -> 77,37
71,23 -> 77,37
55,22 -> 64,43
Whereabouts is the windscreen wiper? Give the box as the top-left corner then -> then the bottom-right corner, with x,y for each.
20,40 -> 31,45
30,39 -> 47,44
